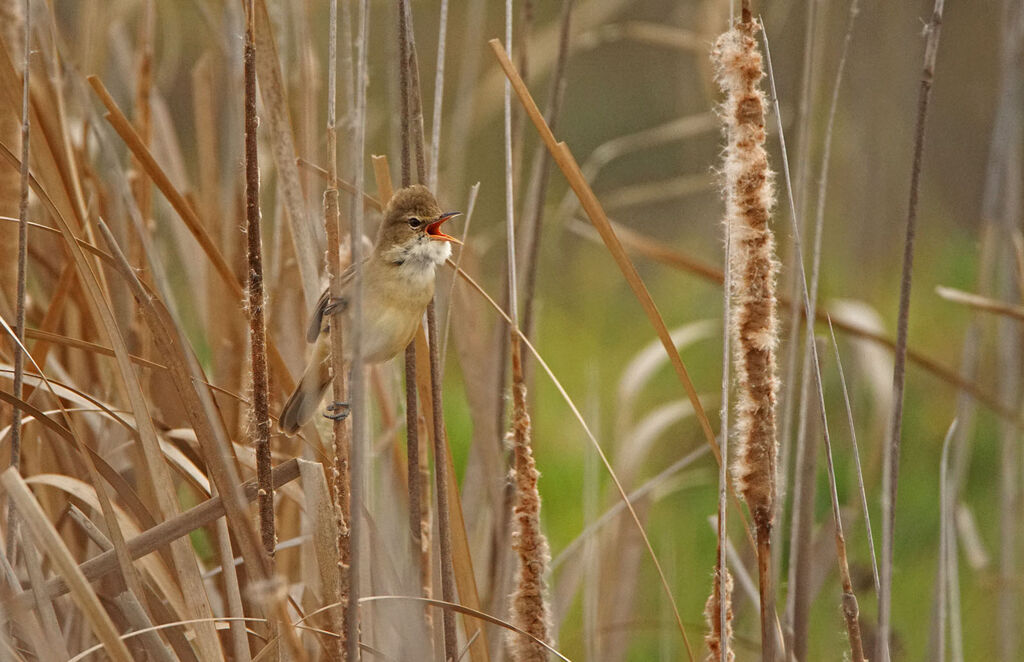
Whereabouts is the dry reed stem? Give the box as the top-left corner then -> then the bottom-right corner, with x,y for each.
345,2 -> 371,658
935,285 -> 1024,321
427,304 -> 459,662
411,327 -> 490,662
6,0 -> 30,564
427,0 -> 449,191
712,17 -> 780,661
879,4 -> 945,660
325,0 -> 352,657
243,0 -> 276,561
398,4 -> 459,659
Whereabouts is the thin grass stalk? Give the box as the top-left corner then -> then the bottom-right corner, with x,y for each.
345,1 -> 371,659
5,0 -> 30,564
828,319 -> 880,593
712,10 -> 780,659
427,0 -> 449,191
936,420 -> 958,662
785,4 -> 861,653
707,226 -> 734,662
519,0 -> 573,353
775,0 -> 816,550
243,0 -> 275,560
878,4 -> 945,659
325,0 -> 352,657
812,340 -> 866,662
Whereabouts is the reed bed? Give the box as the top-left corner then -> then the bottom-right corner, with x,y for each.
0,1 -> 1018,661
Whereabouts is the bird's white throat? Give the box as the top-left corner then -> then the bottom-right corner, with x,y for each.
384,236 -> 452,286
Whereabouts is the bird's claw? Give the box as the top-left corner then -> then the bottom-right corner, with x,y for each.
323,401 -> 350,421
323,297 -> 346,315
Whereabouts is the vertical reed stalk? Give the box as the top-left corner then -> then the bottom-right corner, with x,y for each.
878,4 -> 945,660
345,1 -> 370,659
712,8 -> 780,660
707,226 -> 733,662
326,0 -> 352,656
5,0 -> 30,563
399,2 -> 457,658
243,0 -> 275,560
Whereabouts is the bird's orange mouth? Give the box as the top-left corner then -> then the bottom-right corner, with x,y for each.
426,211 -> 462,243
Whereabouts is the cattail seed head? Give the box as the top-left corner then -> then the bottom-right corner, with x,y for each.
712,19 -> 780,528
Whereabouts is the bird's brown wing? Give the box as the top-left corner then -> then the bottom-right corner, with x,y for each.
306,261 -> 359,343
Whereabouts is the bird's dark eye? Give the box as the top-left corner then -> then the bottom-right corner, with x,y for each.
408,217 -> 423,228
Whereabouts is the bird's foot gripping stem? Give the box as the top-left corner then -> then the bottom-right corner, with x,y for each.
323,401 -> 350,421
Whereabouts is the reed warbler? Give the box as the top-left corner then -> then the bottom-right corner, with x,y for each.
278,185 -> 460,434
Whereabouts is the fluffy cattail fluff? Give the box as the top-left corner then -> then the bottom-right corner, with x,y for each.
507,377 -> 553,661
703,567 -> 735,662
712,18 -> 780,530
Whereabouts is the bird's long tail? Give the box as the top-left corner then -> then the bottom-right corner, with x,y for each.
278,338 -> 331,435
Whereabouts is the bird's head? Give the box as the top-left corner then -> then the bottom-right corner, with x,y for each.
376,185 -> 461,267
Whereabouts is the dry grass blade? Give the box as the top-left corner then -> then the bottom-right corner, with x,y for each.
86,77 -> 296,394
95,219 -> 272,593
935,285 -> 1024,322
1,468 -> 133,662
358,596 -> 571,662
7,459 -> 300,612
1,90 -> 226,655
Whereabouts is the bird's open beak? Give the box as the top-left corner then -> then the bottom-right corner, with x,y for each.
426,211 -> 462,244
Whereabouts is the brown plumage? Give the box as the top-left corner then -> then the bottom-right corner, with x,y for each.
278,185 -> 459,434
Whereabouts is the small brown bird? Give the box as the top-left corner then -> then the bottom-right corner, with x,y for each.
278,185 -> 460,434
